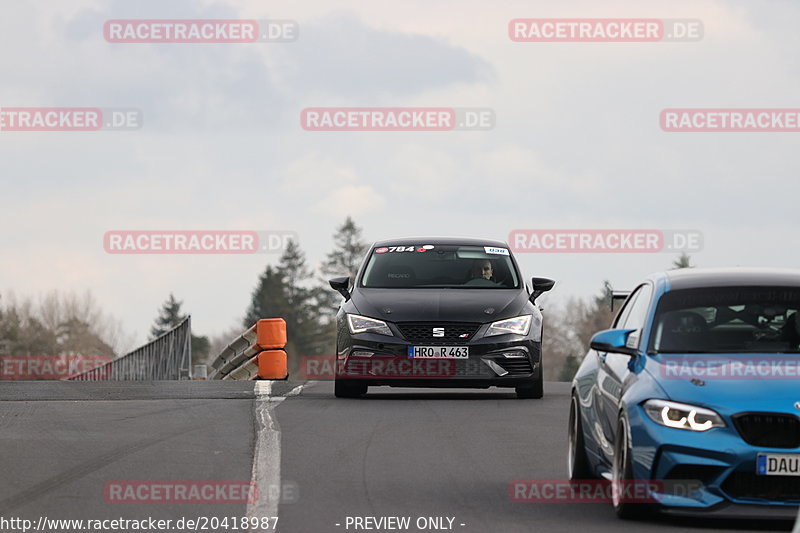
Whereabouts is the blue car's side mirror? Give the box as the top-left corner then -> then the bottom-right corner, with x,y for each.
590,328 -> 638,357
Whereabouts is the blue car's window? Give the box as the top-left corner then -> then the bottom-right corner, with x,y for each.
612,291 -> 639,328
614,284 -> 652,330
360,245 -> 519,289
649,286 -> 800,353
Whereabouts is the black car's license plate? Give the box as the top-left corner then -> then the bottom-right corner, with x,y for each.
407,346 -> 469,359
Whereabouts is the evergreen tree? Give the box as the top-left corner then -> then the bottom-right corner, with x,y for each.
312,217 -> 369,352
320,216 -> 368,281
150,293 -> 209,362
245,240 -> 325,359
243,266 -> 292,327
318,216 -> 368,322
672,252 -> 693,269
151,293 -> 185,339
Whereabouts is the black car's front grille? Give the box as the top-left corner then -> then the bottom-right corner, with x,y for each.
396,322 -> 480,345
722,471 -> 800,502
494,358 -> 534,375
733,413 -> 800,448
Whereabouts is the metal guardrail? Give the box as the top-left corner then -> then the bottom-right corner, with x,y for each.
68,317 -> 192,381
209,319 -> 287,380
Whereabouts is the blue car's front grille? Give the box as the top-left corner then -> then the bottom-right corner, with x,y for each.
733,413 -> 800,449
722,471 -> 800,502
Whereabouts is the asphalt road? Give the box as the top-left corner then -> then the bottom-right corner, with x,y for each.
0,382 -> 259,530
0,381 -> 796,533
275,381 -> 796,533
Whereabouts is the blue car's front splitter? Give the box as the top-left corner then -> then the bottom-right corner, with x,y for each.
625,405 -> 800,517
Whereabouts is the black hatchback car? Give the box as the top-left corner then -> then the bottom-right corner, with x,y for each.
328,237 -> 554,398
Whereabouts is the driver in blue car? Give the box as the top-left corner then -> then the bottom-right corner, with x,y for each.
781,311 -> 800,349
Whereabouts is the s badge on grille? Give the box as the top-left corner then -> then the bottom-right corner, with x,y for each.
795,402 -> 800,410
432,327 -> 445,337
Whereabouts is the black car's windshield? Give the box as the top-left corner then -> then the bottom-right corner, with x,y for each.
650,286 -> 800,354
361,244 -> 520,289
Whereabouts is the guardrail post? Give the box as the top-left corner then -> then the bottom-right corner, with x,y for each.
255,319 -> 288,380
209,318 -> 289,380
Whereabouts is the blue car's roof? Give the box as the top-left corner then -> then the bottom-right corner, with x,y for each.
648,267 -> 800,291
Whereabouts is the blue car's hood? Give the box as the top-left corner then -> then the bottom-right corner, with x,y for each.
643,354 -> 800,414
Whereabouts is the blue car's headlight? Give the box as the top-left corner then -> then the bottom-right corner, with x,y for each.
485,315 -> 532,337
643,399 -> 725,432
347,314 -> 393,336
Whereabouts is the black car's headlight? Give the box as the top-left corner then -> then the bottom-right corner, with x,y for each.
346,314 -> 393,336
643,399 -> 725,432
485,315 -> 532,337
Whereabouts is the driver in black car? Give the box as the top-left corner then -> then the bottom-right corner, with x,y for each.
471,259 -> 494,281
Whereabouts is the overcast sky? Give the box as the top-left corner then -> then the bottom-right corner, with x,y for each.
2,0 -> 799,350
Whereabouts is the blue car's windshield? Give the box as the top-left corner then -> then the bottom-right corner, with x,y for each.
650,286 -> 800,354
360,244 -> 519,289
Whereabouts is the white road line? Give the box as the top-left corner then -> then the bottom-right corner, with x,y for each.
247,381 -> 305,532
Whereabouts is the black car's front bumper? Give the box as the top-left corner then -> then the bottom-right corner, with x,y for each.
335,330 -> 541,388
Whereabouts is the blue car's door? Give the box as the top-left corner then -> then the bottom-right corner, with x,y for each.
596,283 -> 653,466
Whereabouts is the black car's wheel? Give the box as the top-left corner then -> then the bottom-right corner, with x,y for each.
568,393 -> 594,479
515,375 -> 543,399
334,379 -> 367,398
612,415 -> 651,519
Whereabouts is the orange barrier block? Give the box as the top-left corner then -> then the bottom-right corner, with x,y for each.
256,318 -> 287,350
258,350 -> 288,380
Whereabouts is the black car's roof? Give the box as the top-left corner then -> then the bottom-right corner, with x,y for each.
371,236 -> 509,248
663,267 -> 800,290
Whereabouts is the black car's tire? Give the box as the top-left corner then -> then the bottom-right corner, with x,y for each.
334,379 -> 367,398
515,376 -> 543,399
568,393 -> 594,480
612,415 -> 652,519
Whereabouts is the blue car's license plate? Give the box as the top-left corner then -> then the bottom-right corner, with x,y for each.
757,453 -> 800,476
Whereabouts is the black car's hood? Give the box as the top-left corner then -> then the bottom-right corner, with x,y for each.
351,288 -> 529,323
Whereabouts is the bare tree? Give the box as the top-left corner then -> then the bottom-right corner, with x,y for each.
544,282 -> 616,381
0,290 -> 133,357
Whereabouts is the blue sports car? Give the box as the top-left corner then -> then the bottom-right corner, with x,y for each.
569,267 -> 800,519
